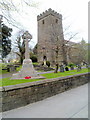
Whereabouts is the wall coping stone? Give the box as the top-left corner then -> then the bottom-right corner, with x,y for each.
0,72 -> 89,92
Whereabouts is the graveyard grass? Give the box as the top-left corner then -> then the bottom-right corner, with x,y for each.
0,68 -> 88,87
0,63 -> 38,74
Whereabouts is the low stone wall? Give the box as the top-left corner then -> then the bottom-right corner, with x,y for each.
0,73 -> 89,112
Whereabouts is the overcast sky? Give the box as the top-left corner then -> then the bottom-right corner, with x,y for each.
2,0 -> 89,48
35,0 -> 88,42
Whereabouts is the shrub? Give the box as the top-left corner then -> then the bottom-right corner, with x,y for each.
68,63 -> 75,67
30,55 -> 37,62
41,62 -> 44,66
46,61 -> 50,67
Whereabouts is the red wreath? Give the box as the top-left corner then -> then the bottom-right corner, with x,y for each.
24,76 -> 31,79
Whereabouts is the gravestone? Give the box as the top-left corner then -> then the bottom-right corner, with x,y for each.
7,65 -> 16,72
65,66 -> 69,71
86,64 -> 89,68
60,65 -> 64,72
70,66 -> 74,70
77,64 -> 82,71
11,31 -> 44,79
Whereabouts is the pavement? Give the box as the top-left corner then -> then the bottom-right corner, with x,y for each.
1,84 -> 88,119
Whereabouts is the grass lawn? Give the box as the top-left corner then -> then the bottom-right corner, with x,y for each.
0,78 -> 43,87
0,68 -> 88,87
42,68 -> 88,79
0,63 -> 7,74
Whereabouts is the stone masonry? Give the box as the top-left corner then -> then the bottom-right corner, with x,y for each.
0,73 -> 88,112
37,8 -> 65,65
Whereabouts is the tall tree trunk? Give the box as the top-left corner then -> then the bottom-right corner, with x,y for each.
62,43 -> 68,65
20,53 -> 25,65
54,47 -> 59,73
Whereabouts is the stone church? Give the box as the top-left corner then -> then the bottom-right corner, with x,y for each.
37,8 -> 76,65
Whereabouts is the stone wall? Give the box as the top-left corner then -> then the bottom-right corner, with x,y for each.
0,73 -> 89,112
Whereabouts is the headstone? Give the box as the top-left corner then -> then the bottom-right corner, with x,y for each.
77,64 -> 82,71
9,66 -> 16,72
65,66 -> 69,71
86,63 -> 89,68
60,65 -> 64,72
70,66 -> 74,70
11,31 -> 44,79
7,65 -> 16,72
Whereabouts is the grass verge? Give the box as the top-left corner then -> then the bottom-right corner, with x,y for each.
42,68 -> 88,79
0,68 -> 88,87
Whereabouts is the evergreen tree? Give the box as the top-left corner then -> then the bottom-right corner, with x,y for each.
0,22 -> 12,59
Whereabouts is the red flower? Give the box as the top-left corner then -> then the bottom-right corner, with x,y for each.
24,76 -> 31,79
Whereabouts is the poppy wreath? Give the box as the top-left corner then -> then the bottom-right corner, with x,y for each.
24,76 -> 31,79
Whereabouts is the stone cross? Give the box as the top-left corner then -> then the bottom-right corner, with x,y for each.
11,30 -> 45,79
22,31 -> 32,59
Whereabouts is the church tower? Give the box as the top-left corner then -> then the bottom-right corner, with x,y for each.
37,8 -> 65,65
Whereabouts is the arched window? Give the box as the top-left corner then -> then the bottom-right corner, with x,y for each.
43,56 -> 47,60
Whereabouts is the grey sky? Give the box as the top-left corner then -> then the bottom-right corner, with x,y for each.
2,0 -> 88,48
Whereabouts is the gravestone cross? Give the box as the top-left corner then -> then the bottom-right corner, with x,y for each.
22,31 -> 32,59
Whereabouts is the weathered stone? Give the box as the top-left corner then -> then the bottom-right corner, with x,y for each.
1,73 -> 89,112
60,65 -> 64,72
11,31 -> 44,79
37,9 -> 64,65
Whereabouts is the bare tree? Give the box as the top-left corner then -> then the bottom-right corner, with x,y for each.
68,39 -> 88,64
0,0 -> 39,28
50,22 -> 78,73
13,30 -> 34,64
14,30 -> 25,64
62,32 -> 78,63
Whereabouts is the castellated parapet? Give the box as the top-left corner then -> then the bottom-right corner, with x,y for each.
37,8 -> 62,21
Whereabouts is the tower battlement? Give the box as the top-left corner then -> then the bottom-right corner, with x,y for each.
37,8 -> 62,21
